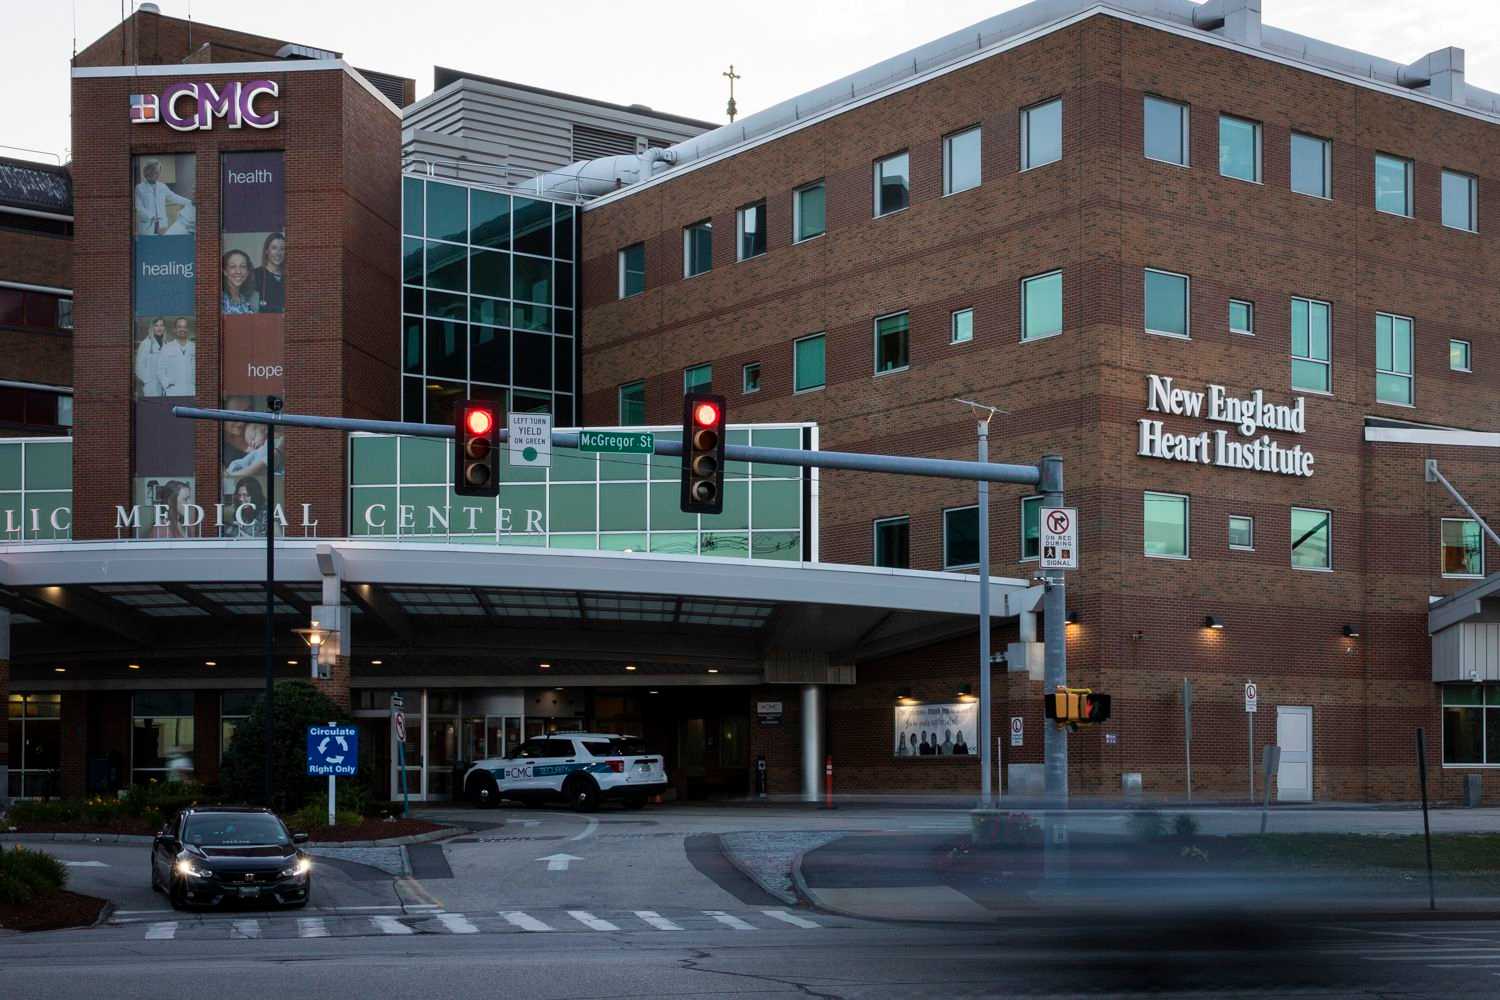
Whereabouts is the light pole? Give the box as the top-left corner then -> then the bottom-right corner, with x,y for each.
957,399 -> 1004,807
262,394 -> 283,808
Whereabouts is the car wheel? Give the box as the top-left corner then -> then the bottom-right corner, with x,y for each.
565,776 -> 600,813
471,775 -> 499,809
168,876 -> 189,911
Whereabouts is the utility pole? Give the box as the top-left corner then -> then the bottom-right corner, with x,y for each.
262,395 -> 282,807
723,64 -> 740,123
1040,454 -> 1067,804
957,399 -> 1004,807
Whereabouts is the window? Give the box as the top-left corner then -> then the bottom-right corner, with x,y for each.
132,691 -> 195,785
7,693 -> 60,799
618,243 -> 645,298
943,126 -> 981,195
1291,297 -> 1332,392
794,334 -> 826,392
1229,299 -> 1254,335
1219,115 -> 1261,182
1021,98 -> 1062,170
0,288 -> 70,332
683,220 -> 713,277
1451,339 -> 1472,372
943,505 -> 979,569
742,363 -> 761,394
1442,518 -> 1484,578
1375,153 -> 1413,217
1290,507 -> 1331,570
874,152 -> 910,217
951,308 -> 974,344
1441,684 -> 1500,765
794,181 -> 826,242
220,691 -> 258,762
1144,95 -> 1189,166
874,312 -> 909,374
736,201 -> 767,261
684,363 -> 712,393
1144,492 -> 1189,558
1021,271 -> 1063,341
1228,515 -> 1254,550
1443,170 -> 1478,232
1021,496 -> 1042,561
618,380 -> 645,423
1375,312 -> 1414,405
1144,269 -> 1189,338
56,298 -> 73,330
1290,132 -> 1331,198
874,516 -> 911,569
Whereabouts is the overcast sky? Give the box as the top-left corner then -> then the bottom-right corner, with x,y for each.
6,0 -> 1499,163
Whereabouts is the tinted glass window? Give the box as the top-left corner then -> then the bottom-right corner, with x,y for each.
1144,96 -> 1187,165
944,127 -> 981,195
1022,99 -> 1062,169
512,198 -> 552,257
875,152 -> 910,216
944,506 -> 979,568
796,183 -> 825,241
1290,133 -> 1330,198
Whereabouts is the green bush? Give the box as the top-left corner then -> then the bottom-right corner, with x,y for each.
287,797 -> 361,833
218,683 -> 354,813
1173,813 -> 1200,839
8,780 -> 206,832
0,846 -> 68,904
1127,810 -> 1167,842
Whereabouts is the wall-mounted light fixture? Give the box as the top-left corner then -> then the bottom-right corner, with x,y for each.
1066,608 -> 1079,625
1342,624 -> 1360,638
895,687 -> 914,704
1203,615 -> 1224,630
956,683 -> 976,703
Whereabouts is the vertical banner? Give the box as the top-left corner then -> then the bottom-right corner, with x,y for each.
131,154 -> 198,537
219,151 -> 286,536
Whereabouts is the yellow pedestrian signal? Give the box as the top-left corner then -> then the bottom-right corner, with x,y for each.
1043,686 -> 1111,730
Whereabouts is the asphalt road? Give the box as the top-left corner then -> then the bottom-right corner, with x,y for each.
9,803 -> 1500,998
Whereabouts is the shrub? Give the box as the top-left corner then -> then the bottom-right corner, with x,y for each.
1173,813 -> 1200,839
218,682 -> 353,813
1126,810 -> 1167,842
0,846 -> 68,904
288,797 -> 361,833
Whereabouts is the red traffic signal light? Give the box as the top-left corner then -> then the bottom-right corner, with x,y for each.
681,392 -> 726,514
454,399 -> 500,498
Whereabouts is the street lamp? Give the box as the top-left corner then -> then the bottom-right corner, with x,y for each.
293,620 -> 340,680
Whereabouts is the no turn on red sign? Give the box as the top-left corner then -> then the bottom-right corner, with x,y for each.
1039,507 -> 1078,570
1244,681 -> 1258,714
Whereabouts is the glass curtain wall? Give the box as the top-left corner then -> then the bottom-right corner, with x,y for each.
7,693 -> 61,798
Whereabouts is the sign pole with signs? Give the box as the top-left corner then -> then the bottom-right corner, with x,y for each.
306,722 -> 358,828
392,692 -> 408,818
1245,680 -> 1259,801
1038,456 -> 1069,877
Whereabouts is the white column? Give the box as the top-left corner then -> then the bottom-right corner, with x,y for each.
800,684 -> 823,803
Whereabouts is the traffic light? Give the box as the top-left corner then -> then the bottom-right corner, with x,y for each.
680,393 -> 727,514
1043,686 -> 1112,731
454,399 -> 499,498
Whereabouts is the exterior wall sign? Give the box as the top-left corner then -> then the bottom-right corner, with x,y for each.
131,80 -> 280,131
1138,375 -> 1314,477
894,702 -> 977,758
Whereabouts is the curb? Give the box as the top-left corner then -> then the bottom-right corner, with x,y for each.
715,834 -> 798,907
91,899 -> 116,929
309,827 -> 461,848
1,832 -> 154,845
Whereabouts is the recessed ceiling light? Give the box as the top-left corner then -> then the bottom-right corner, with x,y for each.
371,659 -> 383,666
707,668 -> 719,674
625,664 -> 637,671
205,660 -> 217,667
128,663 -> 140,670
555,686 -> 564,691
287,659 -> 298,665
539,662 -> 551,669
53,666 -> 66,673
649,690 -> 659,695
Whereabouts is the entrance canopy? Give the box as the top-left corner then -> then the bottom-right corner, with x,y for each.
0,540 -> 1038,680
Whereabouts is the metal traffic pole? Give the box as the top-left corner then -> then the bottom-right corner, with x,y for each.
957,399 -> 1003,809
262,395 -> 283,808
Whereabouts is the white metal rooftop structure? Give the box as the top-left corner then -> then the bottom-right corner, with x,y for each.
530,0 -> 1497,203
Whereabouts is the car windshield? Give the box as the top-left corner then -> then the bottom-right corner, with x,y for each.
183,814 -> 290,848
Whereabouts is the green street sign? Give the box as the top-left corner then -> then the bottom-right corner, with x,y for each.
578,430 -> 655,454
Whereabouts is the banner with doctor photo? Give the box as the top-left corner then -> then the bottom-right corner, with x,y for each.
893,702 -> 977,758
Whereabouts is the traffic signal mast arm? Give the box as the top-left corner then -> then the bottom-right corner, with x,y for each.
170,405 -> 1044,487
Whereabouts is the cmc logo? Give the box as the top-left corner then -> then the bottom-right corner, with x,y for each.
129,79 -> 279,132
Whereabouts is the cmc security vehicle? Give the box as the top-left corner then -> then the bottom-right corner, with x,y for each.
464,733 -> 668,811
150,806 -> 312,910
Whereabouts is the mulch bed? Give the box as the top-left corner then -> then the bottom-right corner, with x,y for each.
0,890 -> 108,932
306,818 -> 447,842
8,819 -> 159,837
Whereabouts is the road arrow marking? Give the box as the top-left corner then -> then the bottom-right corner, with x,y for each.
536,852 -> 582,871
62,860 -> 109,868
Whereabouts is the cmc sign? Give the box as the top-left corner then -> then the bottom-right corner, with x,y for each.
1138,374 -> 1315,477
130,79 -> 279,131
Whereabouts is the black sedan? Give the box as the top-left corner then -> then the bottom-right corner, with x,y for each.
151,806 -> 312,910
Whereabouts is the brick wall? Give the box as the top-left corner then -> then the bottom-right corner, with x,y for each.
580,14 -> 1500,801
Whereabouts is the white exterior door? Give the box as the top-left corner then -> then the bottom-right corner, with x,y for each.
1276,705 -> 1313,802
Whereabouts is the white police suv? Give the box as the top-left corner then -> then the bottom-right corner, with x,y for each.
463,733 -> 668,811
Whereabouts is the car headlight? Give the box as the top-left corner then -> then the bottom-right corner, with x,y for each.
175,859 -> 213,879
279,858 -> 312,879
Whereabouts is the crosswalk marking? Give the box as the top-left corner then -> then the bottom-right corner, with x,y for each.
437,913 -> 479,934
231,919 -> 260,939
763,909 -> 820,929
500,910 -> 553,932
567,910 -> 618,931
705,910 -> 756,931
634,910 -> 682,931
298,917 -> 328,938
145,921 -> 177,940
371,915 -> 413,935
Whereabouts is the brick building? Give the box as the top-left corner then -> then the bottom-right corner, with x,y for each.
8,0 -> 1500,807
0,155 -> 73,435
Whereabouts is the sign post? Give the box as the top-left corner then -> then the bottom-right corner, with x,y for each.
306,722 -> 358,828
1245,680 -> 1258,800
1184,678 -> 1194,803
392,692 -> 408,818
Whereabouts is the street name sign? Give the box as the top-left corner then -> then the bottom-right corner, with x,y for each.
306,725 -> 358,777
578,429 -> 654,454
509,413 -> 552,467
1039,506 -> 1078,570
